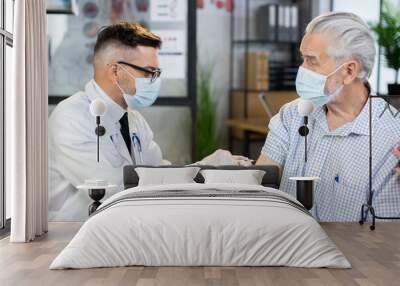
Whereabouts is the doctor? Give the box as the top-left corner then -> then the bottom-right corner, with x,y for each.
49,22 -> 167,221
256,12 -> 400,221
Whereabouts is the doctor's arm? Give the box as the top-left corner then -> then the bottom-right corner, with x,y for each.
137,112 -> 170,165
49,114 -> 123,189
52,137 -> 123,188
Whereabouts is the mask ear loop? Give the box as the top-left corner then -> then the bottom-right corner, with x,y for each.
324,62 -> 348,96
118,64 -> 138,81
115,64 -> 138,96
326,62 -> 348,78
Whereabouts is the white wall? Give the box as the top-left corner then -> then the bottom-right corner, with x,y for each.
197,2 -> 232,148
140,2 -> 233,163
331,0 -> 400,94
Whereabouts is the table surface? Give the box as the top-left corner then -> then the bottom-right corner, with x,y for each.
226,118 -> 269,134
1,222 -> 399,286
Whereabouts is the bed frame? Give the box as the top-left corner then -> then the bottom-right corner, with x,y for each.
123,165 -> 281,190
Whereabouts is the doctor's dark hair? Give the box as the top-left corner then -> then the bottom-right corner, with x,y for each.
94,22 -> 162,56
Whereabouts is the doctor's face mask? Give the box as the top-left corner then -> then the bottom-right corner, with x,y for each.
115,64 -> 161,109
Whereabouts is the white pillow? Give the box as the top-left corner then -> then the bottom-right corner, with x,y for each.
200,169 -> 266,185
135,167 -> 201,186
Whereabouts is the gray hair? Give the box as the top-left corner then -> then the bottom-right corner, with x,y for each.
306,12 -> 376,80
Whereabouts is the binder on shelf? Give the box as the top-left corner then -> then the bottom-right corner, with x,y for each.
269,4 -> 276,41
277,5 -> 285,42
255,3 -> 299,43
291,5 -> 299,42
284,5 -> 292,42
255,4 -> 276,41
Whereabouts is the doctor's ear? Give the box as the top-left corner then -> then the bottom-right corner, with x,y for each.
107,63 -> 119,81
343,61 -> 359,85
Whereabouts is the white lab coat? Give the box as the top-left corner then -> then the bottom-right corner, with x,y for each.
48,79 -> 164,221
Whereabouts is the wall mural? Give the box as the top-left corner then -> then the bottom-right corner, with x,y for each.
47,0 -> 75,13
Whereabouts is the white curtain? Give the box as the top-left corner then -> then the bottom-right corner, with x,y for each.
7,0 -> 48,242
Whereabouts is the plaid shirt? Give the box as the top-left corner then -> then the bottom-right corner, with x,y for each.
261,98 -> 400,221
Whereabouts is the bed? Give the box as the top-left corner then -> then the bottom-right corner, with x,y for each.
50,165 -> 350,269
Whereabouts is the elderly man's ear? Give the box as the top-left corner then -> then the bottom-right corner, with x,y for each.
343,61 -> 360,85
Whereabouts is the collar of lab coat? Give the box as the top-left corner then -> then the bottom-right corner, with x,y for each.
85,79 -> 126,125
85,79 -> 134,164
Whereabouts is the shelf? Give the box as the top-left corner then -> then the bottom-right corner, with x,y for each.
371,94 -> 400,98
48,96 -> 194,106
233,39 -> 298,45
231,88 -> 296,93
226,118 -> 269,135
46,10 -> 75,14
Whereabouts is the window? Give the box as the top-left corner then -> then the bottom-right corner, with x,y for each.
1,0 -> 14,232
5,0 -> 12,33
331,0 -> 400,94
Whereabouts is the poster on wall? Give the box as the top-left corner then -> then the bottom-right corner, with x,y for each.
47,0 -> 79,14
154,30 -> 186,79
150,0 -> 185,22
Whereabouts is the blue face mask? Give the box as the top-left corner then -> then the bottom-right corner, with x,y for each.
123,77 -> 161,109
116,66 -> 161,109
295,64 -> 346,107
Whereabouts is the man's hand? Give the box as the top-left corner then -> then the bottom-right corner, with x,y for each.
193,149 -> 253,166
394,146 -> 400,175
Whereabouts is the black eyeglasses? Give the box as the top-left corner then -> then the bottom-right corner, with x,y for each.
117,61 -> 161,83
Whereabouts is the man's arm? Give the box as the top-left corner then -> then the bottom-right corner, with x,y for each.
191,149 -> 253,166
50,123 -> 123,188
256,154 -> 282,179
49,102 -> 126,188
130,110 -> 164,165
256,153 -> 281,166
394,145 -> 400,175
255,102 -> 294,180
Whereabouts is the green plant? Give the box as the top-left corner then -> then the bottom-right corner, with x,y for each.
369,0 -> 400,84
195,63 -> 218,161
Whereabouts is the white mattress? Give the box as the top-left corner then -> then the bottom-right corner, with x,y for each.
50,183 -> 351,269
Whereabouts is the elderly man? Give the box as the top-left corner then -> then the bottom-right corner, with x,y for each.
395,146 -> 400,175
257,12 -> 400,221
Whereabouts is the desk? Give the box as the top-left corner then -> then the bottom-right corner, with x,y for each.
228,91 -> 298,157
225,118 -> 268,135
225,117 -> 268,156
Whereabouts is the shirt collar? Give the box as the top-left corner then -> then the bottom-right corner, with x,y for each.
85,79 -> 126,124
311,98 -> 373,136
349,98 -> 370,136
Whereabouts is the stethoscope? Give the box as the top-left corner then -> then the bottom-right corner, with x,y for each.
131,132 -> 143,164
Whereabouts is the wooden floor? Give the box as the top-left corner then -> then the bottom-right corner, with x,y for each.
0,222 -> 399,286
